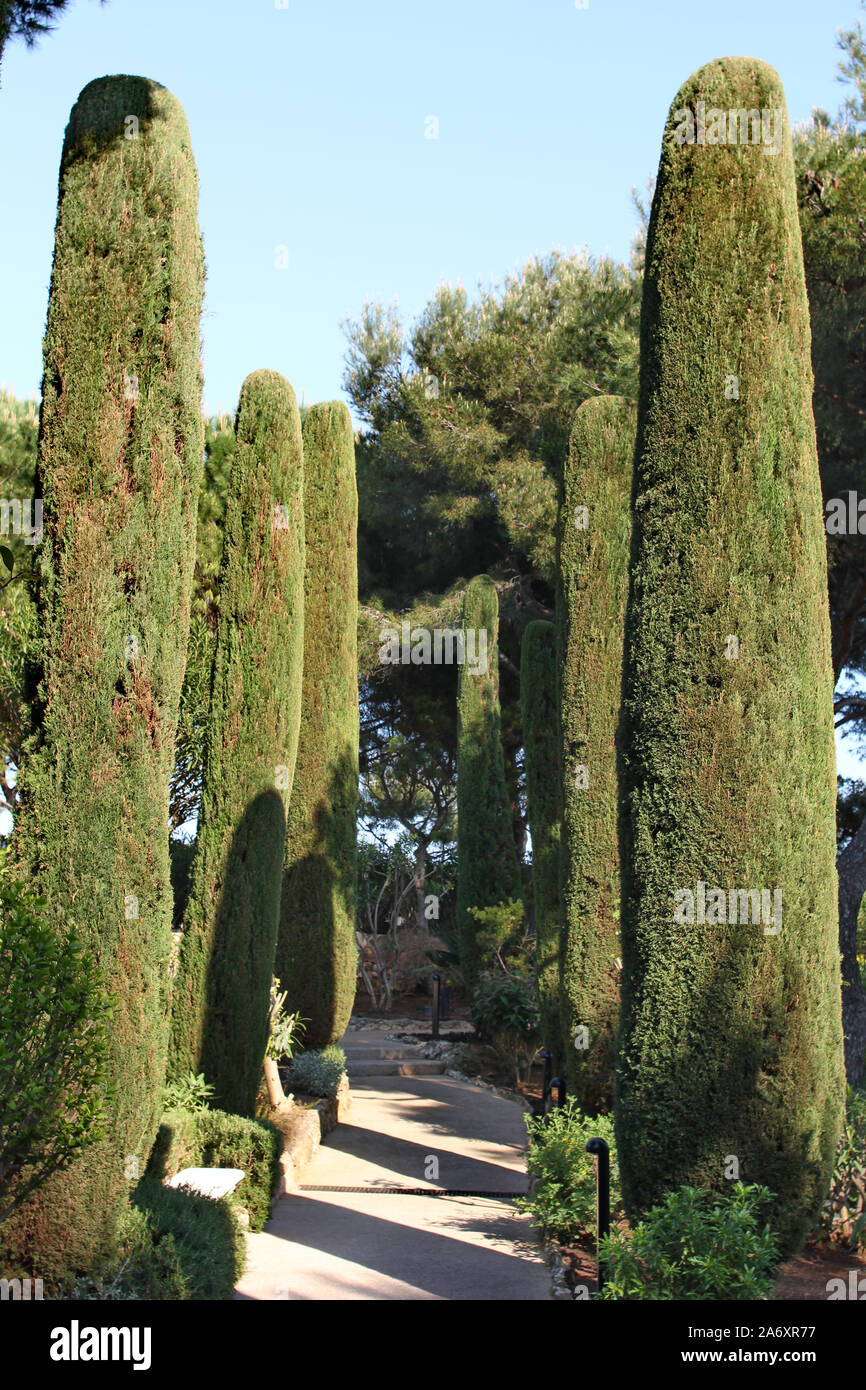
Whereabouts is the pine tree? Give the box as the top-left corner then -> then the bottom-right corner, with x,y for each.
170,370 -> 305,1115
558,396 -> 634,1112
617,58 -> 845,1255
456,575 -> 523,988
276,402 -> 359,1047
0,2 -> 73,83
0,76 -> 204,1277
520,620 -> 562,1061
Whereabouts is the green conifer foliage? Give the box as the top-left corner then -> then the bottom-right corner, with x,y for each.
170,370 -> 305,1116
456,576 -> 523,988
520,620 -> 562,1060
276,402 -> 359,1047
558,396 -> 634,1112
1,76 -> 204,1277
617,59 -> 845,1255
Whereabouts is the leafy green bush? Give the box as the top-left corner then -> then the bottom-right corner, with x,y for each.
68,1203 -> 188,1301
163,1072 -> 214,1115
69,1178 -> 246,1295
517,1099 -> 619,1242
133,1179 -> 244,1299
471,972 -> 540,1084
598,1183 -> 780,1301
0,864 -> 111,1226
147,1108 -> 281,1232
283,1046 -> 347,1099
68,1178 -> 245,1301
820,1086 -> 866,1251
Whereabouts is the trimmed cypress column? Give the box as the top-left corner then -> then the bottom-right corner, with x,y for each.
617,59 -> 845,1255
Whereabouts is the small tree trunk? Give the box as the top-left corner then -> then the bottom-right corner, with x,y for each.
263,1057 -> 287,1108
414,840 -> 427,930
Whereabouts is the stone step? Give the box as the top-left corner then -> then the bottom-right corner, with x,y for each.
343,1046 -> 425,1061
345,1059 -> 448,1078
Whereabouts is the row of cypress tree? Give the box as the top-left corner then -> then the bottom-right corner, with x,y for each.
476,57 -> 846,1259
1,75 -> 360,1278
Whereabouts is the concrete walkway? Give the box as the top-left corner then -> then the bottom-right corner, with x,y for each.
235,1039 -> 550,1301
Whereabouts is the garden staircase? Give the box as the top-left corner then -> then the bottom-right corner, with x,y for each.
343,1037 -> 447,1079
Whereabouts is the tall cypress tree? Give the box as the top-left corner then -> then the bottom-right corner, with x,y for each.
617,59 -> 845,1255
456,575 -> 523,989
1,76 -> 204,1277
169,370 -> 305,1116
276,402 -> 359,1048
558,396 -> 634,1112
520,620 -> 561,1060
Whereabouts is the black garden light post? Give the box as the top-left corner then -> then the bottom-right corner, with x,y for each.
585,1137 -> 610,1294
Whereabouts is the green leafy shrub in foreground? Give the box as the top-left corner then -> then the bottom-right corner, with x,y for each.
147,1108 -> 281,1232
820,1086 -> 866,1251
69,1179 -> 244,1301
283,1046 -> 347,1099
597,1183 -> 780,1301
516,1099 -> 619,1242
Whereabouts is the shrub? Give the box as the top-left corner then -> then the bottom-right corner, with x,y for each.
820,1086 -> 866,1251
147,1108 -> 281,1233
68,1203 -> 189,1301
277,402 -> 359,1047
471,973 -> 540,1086
132,1179 -> 244,1300
0,866 -> 111,1225
517,1099 -> 619,1243
66,1178 -> 245,1301
597,1183 -> 781,1301
163,1073 -> 214,1116
283,1046 -> 347,1100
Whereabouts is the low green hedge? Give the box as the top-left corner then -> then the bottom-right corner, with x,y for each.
69,1180 -> 245,1300
598,1183 -> 780,1301
147,1107 -> 281,1232
283,1045 -> 347,1099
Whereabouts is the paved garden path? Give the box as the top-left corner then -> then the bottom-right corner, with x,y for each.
235,1033 -> 550,1301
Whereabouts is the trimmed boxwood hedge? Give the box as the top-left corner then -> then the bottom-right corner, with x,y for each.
130,1178 -> 245,1301
147,1108 -> 282,1233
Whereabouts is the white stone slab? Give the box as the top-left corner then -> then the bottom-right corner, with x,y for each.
167,1167 -> 245,1199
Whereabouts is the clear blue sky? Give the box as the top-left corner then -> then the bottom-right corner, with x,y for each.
0,0 -> 864,788
0,0 -> 862,416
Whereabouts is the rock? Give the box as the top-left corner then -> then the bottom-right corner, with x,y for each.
166,1167 -> 245,1200
422,1040 -> 457,1060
